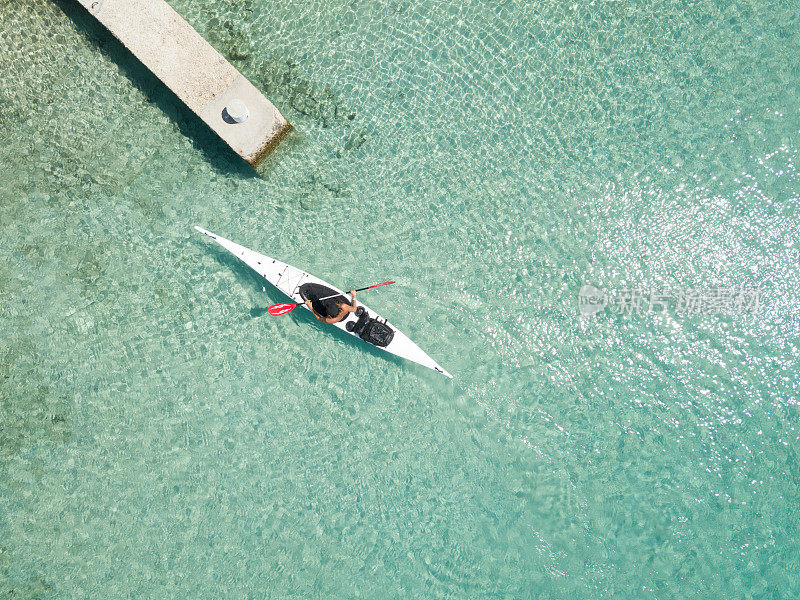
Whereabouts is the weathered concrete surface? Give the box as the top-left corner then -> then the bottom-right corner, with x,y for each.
76,0 -> 290,165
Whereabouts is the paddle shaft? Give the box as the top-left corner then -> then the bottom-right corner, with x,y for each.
314,281 -> 394,303
266,281 -> 395,316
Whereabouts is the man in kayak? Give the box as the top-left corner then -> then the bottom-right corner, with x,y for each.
305,288 -> 358,324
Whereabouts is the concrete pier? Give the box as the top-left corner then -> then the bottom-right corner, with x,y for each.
76,0 -> 290,165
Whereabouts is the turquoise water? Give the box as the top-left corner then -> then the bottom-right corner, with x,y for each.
2,0 -> 800,597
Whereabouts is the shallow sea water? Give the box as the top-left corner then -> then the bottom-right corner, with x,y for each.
1,0 -> 799,597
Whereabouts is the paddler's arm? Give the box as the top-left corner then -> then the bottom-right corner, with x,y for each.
307,300 -> 346,324
305,299 -> 327,322
334,293 -> 358,321
329,297 -> 357,324
323,313 -> 344,324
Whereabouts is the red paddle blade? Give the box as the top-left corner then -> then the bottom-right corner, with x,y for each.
267,302 -> 297,316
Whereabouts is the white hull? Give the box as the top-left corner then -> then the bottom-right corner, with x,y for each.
195,227 -> 452,378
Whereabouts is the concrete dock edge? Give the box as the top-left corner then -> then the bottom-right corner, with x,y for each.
76,0 -> 290,165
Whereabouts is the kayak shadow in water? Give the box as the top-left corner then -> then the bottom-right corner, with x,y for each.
199,241 -> 409,371
200,240 -> 279,301
249,306 -> 272,318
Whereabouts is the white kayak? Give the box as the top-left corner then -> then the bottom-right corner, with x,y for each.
195,227 -> 452,378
